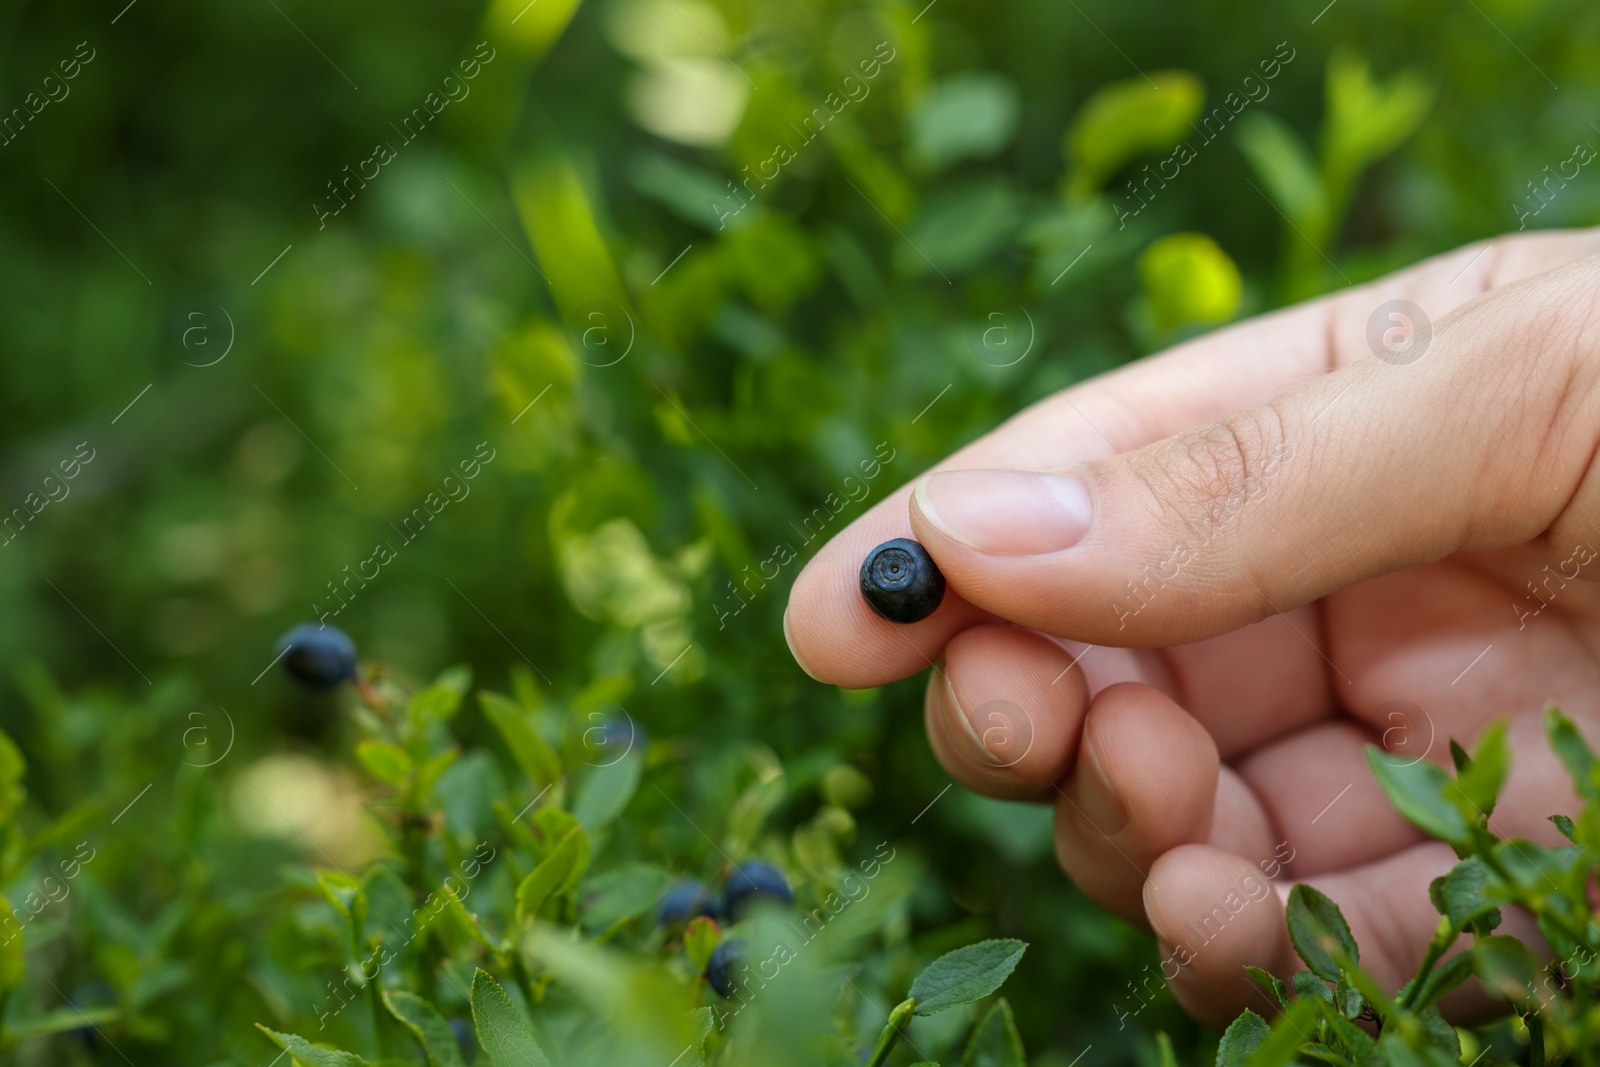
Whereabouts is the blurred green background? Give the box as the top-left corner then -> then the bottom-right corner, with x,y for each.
2,0 -> 1599,1062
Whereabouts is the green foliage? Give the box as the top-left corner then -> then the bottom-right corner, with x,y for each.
1222,714 -> 1600,1065
3,0 -> 1599,1064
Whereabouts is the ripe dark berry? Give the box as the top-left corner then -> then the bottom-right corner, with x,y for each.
658,880 -> 717,925
722,860 -> 793,918
275,623 -> 358,692
705,938 -> 743,999
859,538 -> 945,624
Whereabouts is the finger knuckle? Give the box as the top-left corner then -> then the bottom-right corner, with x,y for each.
1134,405 -> 1292,533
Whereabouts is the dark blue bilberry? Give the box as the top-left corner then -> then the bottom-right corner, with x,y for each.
859,538 -> 945,624
658,880 -> 717,925
705,938 -> 743,999
275,623 -> 358,692
722,860 -> 793,918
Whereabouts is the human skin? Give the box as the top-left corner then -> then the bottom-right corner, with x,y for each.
783,228 -> 1600,1026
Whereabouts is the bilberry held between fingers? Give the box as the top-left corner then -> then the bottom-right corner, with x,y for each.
859,538 -> 945,624
275,623 -> 358,692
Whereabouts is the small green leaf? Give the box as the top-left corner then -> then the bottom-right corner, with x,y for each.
1472,935 -> 1540,1008
410,665 -> 472,722
1310,999 -> 1377,1063
256,1025 -> 373,1067
908,939 -> 1027,1016
1551,813 -> 1578,841
1290,970 -> 1331,1002
1364,747 -> 1471,845
962,997 -> 1025,1067
1448,739 -> 1472,774
0,894 -> 24,993
907,73 -> 1021,173
1453,721 -> 1509,819
1239,999 -> 1317,1067
355,740 -> 413,786
384,990 -> 467,1067
1216,1009 -> 1270,1067
515,825 -> 590,922
6,1004 -> 119,1041
1546,708 -> 1597,800
684,915 -> 720,972
685,1005 -> 715,1067
1427,856 -> 1501,930
1138,233 -> 1242,330
316,872 -> 367,935
572,750 -> 642,831
1153,1032 -> 1179,1067
1285,884 -> 1358,981
470,969 -> 552,1067
480,690 -> 562,789
0,730 -> 26,825
441,881 -> 497,949
1065,71 -> 1204,200
415,748 -> 462,804
1242,966 -> 1286,1007
1235,112 -> 1324,227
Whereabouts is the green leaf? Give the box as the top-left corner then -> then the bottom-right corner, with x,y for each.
1154,1032 -> 1179,1067
1427,856 -> 1501,930
572,750 -> 642,831
355,740 -> 413,786
1310,999 -> 1377,1062
442,881 -> 497,949
1215,1009 -> 1270,1067
515,825 -> 590,922
1364,747 -> 1471,845
1551,813 -> 1578,841
962,997 -> 1025,1067
6,1004 -> 119,1040
1138,233 -> 1242,330
470,969 -> 552,1067
0,729 -> 26,824
415,748 -> 462,805
1242,966 -> 1286,1007
1239,999 -> 1317,1067
1471,935 -> 1540,1008
256,1025 -> 373,1067
480,691 -> 562,790
1453,720 -> 1510,819
901,178 -> 1021,276
1448,739 -> 1472,774
907,73 -> 1021,173
1417,1004 -> 1460,1056
908,939 -> 1027,1016
1322,49 -> 1435,188
384,990 -> 467,1067
1407,949 -> 1476,1013
1235,112 -> 1324,226
684,915 -> 720,973
410,665 -> 472,722
1546,708 -> 1597,800
1285,884 -> 1358,982
685,1005 -> 716,1067
0,895 -> 24,993
316,872 -> 367,936
1289,970 -> 1330,1002
1066,71 -> 1204,200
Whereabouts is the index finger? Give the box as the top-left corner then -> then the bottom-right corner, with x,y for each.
782,229 -> 1600,688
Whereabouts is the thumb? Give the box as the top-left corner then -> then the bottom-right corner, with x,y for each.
907,258 -> 1600,646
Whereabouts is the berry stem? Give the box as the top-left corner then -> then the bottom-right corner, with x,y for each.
353,674 -> 388,717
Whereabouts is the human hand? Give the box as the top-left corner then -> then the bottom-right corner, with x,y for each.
783,228 -> 1600,1026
